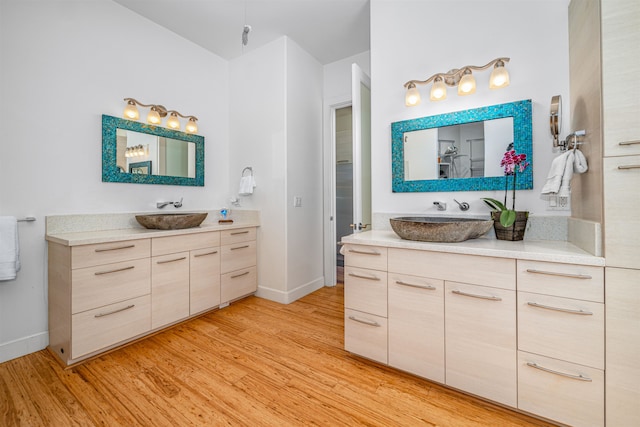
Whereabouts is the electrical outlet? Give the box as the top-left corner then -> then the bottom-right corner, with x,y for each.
546,194 -> 571,211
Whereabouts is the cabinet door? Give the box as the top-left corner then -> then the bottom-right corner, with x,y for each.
602,0 -> 640,157
388,273 -> 444,382
151,252 -> 190,329
190,247 -> 221,315
603,155 -> 640,268
606,267 -> 640,427
445,282 -> 517,407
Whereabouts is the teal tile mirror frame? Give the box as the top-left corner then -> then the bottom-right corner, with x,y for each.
102,115 -> 204,186
391,99 -> 532,192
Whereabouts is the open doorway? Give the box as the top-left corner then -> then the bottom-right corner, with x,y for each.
335,106 -> 353,283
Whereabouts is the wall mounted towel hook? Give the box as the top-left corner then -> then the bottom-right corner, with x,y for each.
242,166 -> 253,176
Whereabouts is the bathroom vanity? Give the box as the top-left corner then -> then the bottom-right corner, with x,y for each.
342,231 -> 605,427
46,218 -> 258,367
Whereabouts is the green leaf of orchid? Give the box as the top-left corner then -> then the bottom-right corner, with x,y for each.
500,210 -> 517,228
481,198 -> 507,211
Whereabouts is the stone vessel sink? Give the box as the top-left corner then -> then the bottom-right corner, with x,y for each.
135,213 -> 208,230
390,216 -> 493,243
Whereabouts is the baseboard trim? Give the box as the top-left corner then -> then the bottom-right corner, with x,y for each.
256,276 -> 324,304
0,332 -> 49,364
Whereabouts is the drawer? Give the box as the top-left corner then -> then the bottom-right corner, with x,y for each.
220,227 -> 256,246
388,273 -> 444,382
221,241 -> 256,274
518,351 -> 604,427
518,292 -> 604,369
517,260 -> 604,302
389,248 -> 515,290
152,232 -> 220,256
71,294 -> 151,359
72,258 -> 151,314
345,308 -> 388,364
604,155 -> 640,269
72,239 -> 150,269
343,244 -> 387,271
221,266 -> 257,303
344,266 -> 387,317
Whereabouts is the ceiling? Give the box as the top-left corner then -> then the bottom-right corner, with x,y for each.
113,0 -> 370,65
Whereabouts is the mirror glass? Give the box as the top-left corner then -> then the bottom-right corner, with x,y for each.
391,100 -> 532,192
102,115 -> 204,186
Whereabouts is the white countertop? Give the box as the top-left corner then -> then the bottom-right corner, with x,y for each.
46,221 -> 260,246
342,230 -> 604,266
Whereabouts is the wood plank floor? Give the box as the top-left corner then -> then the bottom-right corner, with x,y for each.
0,283 -> 555,426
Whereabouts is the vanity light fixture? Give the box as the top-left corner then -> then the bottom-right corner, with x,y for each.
124,144 -> 148,158
404,57 -> 510,106
122,98 -> 199,133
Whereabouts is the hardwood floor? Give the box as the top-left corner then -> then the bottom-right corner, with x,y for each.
0,284 -> 554,426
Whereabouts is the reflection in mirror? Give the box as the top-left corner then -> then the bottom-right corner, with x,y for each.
116,129 -> 196,179
103,115 -> 204,186
403,117 -> 513,180
392,100 -> 532,192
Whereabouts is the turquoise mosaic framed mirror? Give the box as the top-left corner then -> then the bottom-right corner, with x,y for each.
102,115 -> 204,186
391,99 -> 532,192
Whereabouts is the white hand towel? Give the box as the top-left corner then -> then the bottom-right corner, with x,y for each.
573,149 -> 588,173
558,151 -> 575,198
540,151 -> 571,195
0,216 -> 20,281
239,175 -> 256,195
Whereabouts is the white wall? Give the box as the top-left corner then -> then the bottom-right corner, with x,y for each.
370,0 -> 571,217
0,0 -> 229,362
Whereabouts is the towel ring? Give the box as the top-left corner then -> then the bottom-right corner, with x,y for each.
242,167 -> 253,177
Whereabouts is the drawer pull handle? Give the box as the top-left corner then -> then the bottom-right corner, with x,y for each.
348,315 -> 380,327
617,164 -> 640,170
348,249 -> 380,256
230,231 -> 250,235
395,280 -> 436,290
525,268 -> 592,280
156,256 -> 187,264
231,271 -> 249,279
451,289 -> 502,301
94,304 -> 135,318
95,244 -> 135,253
194,251 -> 218,257
527,302 -> 593,315
348,272 -> 381,281
230,245 -> 250,251
618,140 -> 640,146
526,362 -> 592,382
94,265 -> 135,276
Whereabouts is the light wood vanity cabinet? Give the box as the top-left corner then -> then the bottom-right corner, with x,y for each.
48,226 -> 258,366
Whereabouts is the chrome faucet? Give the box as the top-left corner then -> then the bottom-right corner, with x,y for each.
433,201 -> 447,211
157,197 -> 183,209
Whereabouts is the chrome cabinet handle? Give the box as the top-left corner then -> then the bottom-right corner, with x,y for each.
348,249 -> 380,256
231,271 -> 249,279
230,230 -> 249,235
618,164 -> 640,170
618,140 -> 640,146
156,256 -> 187,264
348,272 -> 381,281
526,362 -> 592,382
194,250 -> 218,257
395,280 -> 436,290
94,304 -> 135,318
95,244 -> 135,252
525,268 -> 592,280
348,315 -> 380,327
451,289 -> 502,301
230,245 -> 250,251
94,265 -> 135,276
527,302 -> 593,315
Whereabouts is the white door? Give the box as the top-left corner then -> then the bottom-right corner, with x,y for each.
351,63 -> 371,233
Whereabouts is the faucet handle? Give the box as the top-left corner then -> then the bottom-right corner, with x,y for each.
174,197 -> 183,208
454,199 -> 470,211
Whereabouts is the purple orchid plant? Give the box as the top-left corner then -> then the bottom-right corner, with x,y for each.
482,149 -> 530,227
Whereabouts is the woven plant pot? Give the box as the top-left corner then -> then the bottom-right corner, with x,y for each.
492,211 -> 528,241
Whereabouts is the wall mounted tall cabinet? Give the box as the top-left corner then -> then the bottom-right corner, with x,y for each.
569,0 -> 640,425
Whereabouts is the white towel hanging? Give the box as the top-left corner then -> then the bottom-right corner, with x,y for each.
0,216 -> 20,281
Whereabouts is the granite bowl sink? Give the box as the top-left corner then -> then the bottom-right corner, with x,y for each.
135,213 -> 208,230
390,216 -> 493,243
